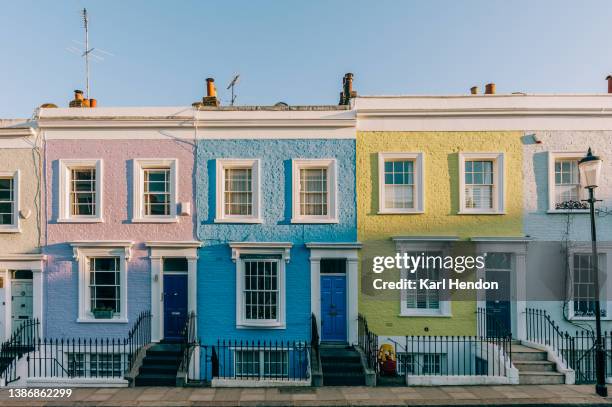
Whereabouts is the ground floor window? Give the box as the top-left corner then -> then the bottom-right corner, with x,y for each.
572,253 -> 606,318
67,353 -> 124,378
234,349 -> 289,379
397,353 -> 445,375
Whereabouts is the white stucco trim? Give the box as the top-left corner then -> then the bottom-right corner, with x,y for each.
377,152 -> 424,214
0,170 -> 20,233
70,242 -> 133,323
291,159 -> 338,224
458,152 -> 505,215
215,159 -> 262,224
472,238 -> 529,340
0,255 -> 45,341
131,158 -> 178,223
146,241 -> 200,343
309,244 -> 361,345
58,159 -> 104,223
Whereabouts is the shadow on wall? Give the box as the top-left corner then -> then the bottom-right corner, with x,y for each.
280,159 -> 292,225
368,153 -> 378,216
123,160 -> 134,224
50,160 -> 60,223
533,152 -> 549,213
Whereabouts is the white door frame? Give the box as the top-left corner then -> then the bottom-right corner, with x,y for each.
473,238 -> 529,340
0,254 -> 45,341
307,243 -> 361,346
146,242 -> 201,343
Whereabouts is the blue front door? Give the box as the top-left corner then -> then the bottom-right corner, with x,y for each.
321,275 -> 346,342
163,274 -> 188,340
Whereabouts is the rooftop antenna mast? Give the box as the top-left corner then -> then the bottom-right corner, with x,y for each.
82,8 -> 92,99
227,74 -> 240,106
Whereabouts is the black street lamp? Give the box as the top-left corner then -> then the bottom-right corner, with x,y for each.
578,147 -> 607,397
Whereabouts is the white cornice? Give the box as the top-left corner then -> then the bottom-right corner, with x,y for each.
0,254 -> 46,261
70,241 -> 134,260
229,242 -> 293,263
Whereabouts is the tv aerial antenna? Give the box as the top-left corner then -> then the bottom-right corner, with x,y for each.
226,74 -> 240,106
65,8 -> 114,99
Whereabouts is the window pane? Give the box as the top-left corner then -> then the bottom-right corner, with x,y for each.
573,254 -> 604,317
405,251 -> 441,310
383,160 -> 415,209
224,168 -> 253,216
243,259 -> 279,321
70,168 -> 96,216
144,168 -> 170,216
89,257 -> 120,315
554,159 -> 581,207
299,168 -> 328,216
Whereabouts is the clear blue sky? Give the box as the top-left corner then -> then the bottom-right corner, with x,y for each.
2,0 -> 612,117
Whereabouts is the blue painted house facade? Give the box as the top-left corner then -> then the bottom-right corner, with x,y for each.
194,106 -> 359,380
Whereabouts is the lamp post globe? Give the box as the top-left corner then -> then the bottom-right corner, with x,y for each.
578,148 -> 602,189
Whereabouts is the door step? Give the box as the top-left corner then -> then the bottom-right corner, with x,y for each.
134,343 -> 183,387
320,344 -> 366,386
511,342 -> 565,384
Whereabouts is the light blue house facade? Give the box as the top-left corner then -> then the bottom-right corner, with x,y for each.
194,106 -> 359,380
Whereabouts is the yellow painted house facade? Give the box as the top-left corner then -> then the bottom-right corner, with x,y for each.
355,96 -> 528,344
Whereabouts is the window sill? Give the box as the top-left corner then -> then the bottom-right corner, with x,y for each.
237,322 -> 286,329
399,311 -> 452,318
547,210 -> 589,214
77,317 -> 128,324
57,218 -> 104,223
131,217 -> 179,223
214,218 -> 263,224
0,227 -> 21,234
378,210 -> 424,215
457,211 -> 505,215
290,218 -> 339,224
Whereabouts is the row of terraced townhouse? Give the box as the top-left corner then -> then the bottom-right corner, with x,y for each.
2,75 -> 612,387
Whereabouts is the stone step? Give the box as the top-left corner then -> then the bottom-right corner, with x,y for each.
321,361 -> 363,374
322,371 -> 365,386
519,371 -> 565,385
139,364 -> 179,375
511,345 -> 548,361
514,360 -> 556,372
134,373 -> 176,386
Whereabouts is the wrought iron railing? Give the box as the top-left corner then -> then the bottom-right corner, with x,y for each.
178,312 -> 197,378
0,318 -> 40,385
358,314 -> 378,373
26,311 -> 151,380
310,313 -> 320,373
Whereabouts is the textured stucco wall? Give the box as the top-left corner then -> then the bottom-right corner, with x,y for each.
357,131 -> 524,336
44,138 -> 196,338
196,139 -> 357,344
523,131 -> 612,332
0,147 -> 42,254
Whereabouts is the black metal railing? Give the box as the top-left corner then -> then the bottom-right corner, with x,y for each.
477,307 -> 511,338
0,318 -> 40,384
400,335 -> 512,377
310,313 -> 320,372
358,314 -> 378,373
524,308 -> 612,384
178,312 -> 197,378
525,308 -> 574,367
26,311 -> 151,380
207,339 -> 310,382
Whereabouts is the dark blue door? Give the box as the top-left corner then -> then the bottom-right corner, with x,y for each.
486,269 -> 511,337
321,275 -> 346,342
164,274 -> 188,340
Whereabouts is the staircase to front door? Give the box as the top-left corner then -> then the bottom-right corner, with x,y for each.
512,342 -> 565,384
134,342 -> 183,386
320,343 -> 366,386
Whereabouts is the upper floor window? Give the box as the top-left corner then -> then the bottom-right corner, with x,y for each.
59,159 -> 103,222
132,159 -> 177,223
378,152 -> 424,214
215,159 -> 261,223
0,171 -> 19,232
291,159 -> 338,223
548,152 -> 588,212
459,153 -> 504,214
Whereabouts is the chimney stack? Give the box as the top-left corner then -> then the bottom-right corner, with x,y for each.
607,75 -> 612,94
68,89 -> 96,108
485,83 -> 496,95
470,86 -> 479,95
339,73 -> 357,105
194,78 -> 220,107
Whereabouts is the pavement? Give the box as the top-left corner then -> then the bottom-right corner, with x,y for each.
1,385 -> 612,407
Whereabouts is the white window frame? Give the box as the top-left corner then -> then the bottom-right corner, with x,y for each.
458,153 -> 504,215
396,240 -> 452,317
291,159 -> 338,224
0,170 -> 19,233
233,348 -> 290,379
377,152 -> 424,214
59,159 -> 103,223
568,244 -> 612,321
547,151 -> 588,214
132,158 -> 178,223
72,243 -> 131,323
231,243 -> 290,329
215,159 -> 262,223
